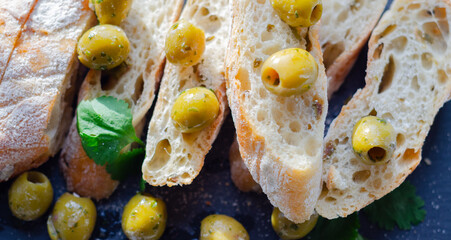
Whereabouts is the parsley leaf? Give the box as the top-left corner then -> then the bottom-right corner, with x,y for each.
363,181 -> 426,230
77,96 -> 144,180
308,213 -> 361,240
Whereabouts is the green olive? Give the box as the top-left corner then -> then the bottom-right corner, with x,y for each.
171,87 -> 220,133
271,0 -> 323,27
77,24 -> 130,70
352,116 -> 396,165
95,0 -> 132,25
8,171 -> 53,221
271,208 -> 318,240
200,214 -> 249,240
165,19 -> 206,67
47,193 -> 97,240
122,193 -> 167,240
261,48 -> 318,96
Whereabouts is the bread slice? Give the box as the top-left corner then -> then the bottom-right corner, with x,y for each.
142,0 -> 231,186
0,0 -> 38,80
226,0 -> 328,223
229,136 -> 261,193
321,0 -> 387,97
0,0 -> 96,182
60,0 -> 184,200
316,0 -> 451,219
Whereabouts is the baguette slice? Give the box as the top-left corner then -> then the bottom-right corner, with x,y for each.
142,0 -> 231,186
0,0 -> 96,182
0,0 -> 38,80
226,0 -> 328,223
229,136 -> 261,193
60,0 -> 184,200
321,0 -> 387,98
316,0 -> 451,219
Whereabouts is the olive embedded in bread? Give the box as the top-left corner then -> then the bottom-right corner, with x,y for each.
77,24 -> 130,70
8,171 -> 53,221
261,48 -> 318,96
271,0 -> 323,27
164,19 -> 206,67
171,87 -> 220,133
47,193 -> 97,240
271,208 -> 318,240
352,116 -> 396,165
122,193 -> 167,240
94,0 -> 132,25
200,214 -> 249,240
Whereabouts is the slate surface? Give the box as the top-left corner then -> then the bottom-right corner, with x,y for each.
1,0 -> 450,239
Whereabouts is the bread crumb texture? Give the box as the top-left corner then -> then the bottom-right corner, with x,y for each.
226,0 -> 327,223
143,0 -> 230,186
317,0 -> 451,219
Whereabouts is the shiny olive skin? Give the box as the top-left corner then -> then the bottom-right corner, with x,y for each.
8,171 -> 53,221
271,208 -> 318,240
271,0 -> 323,27
95,0 -> 132,25
165,19 -> 206,67
122,193 -> 167,240
200,214 -> 249,240
171,87 -> 220,133
47,193 -> 97,240
77,24 -> 130,70
261,48 -> 318,96
352,116 -> 396,165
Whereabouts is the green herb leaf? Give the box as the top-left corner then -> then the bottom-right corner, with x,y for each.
140,177 -> 147,193
77,96 -> 144,180
309,213 -> 361,240
363,181 -> 426,230
106,148 -> 145,181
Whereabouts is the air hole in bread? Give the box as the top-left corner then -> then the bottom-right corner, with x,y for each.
305,137 -> 320,157
337,10 -> 348,23
149,139 -> 172,170
434,7 -> 447,19
369,109 -> 377,116
437,69 -> 448,85
384,172 -> 393,180
310,4 -> 323,23
263,44 -> 282,56
200,7 -> 210,16
422,22 -> 448,52
350,0 -> 362,11
359,187 -> 367,193
183,132 -> 199,144
289,121 -> 301,133
261,30 -> 274,42
181,172 -> 191,180
378,55 -> 395,94
257,109 -> 267,122
373,178 -> 382,189
350,158 -> 359,166
322,42 -> 345,70
256,0 -> 265,4
352,170 -> 371,184
179,78 -> 187,91
390,36 -> 408,52
376,24 -> 397,41
325,197 -> 336,203
407,3 -> 421,10
373,43 -> 384,60
381,112 -> 393,121
401,148 -> 420,164
27,172 -> 46,184
438,19 -> 450,36
421,52 -> 434,69
132,74 -> 144,103
396,133 -> 406,148
368,147 -> 386,163
236,67 -> 250,92
411,76 -> 420,91
318,183 -> 329,200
